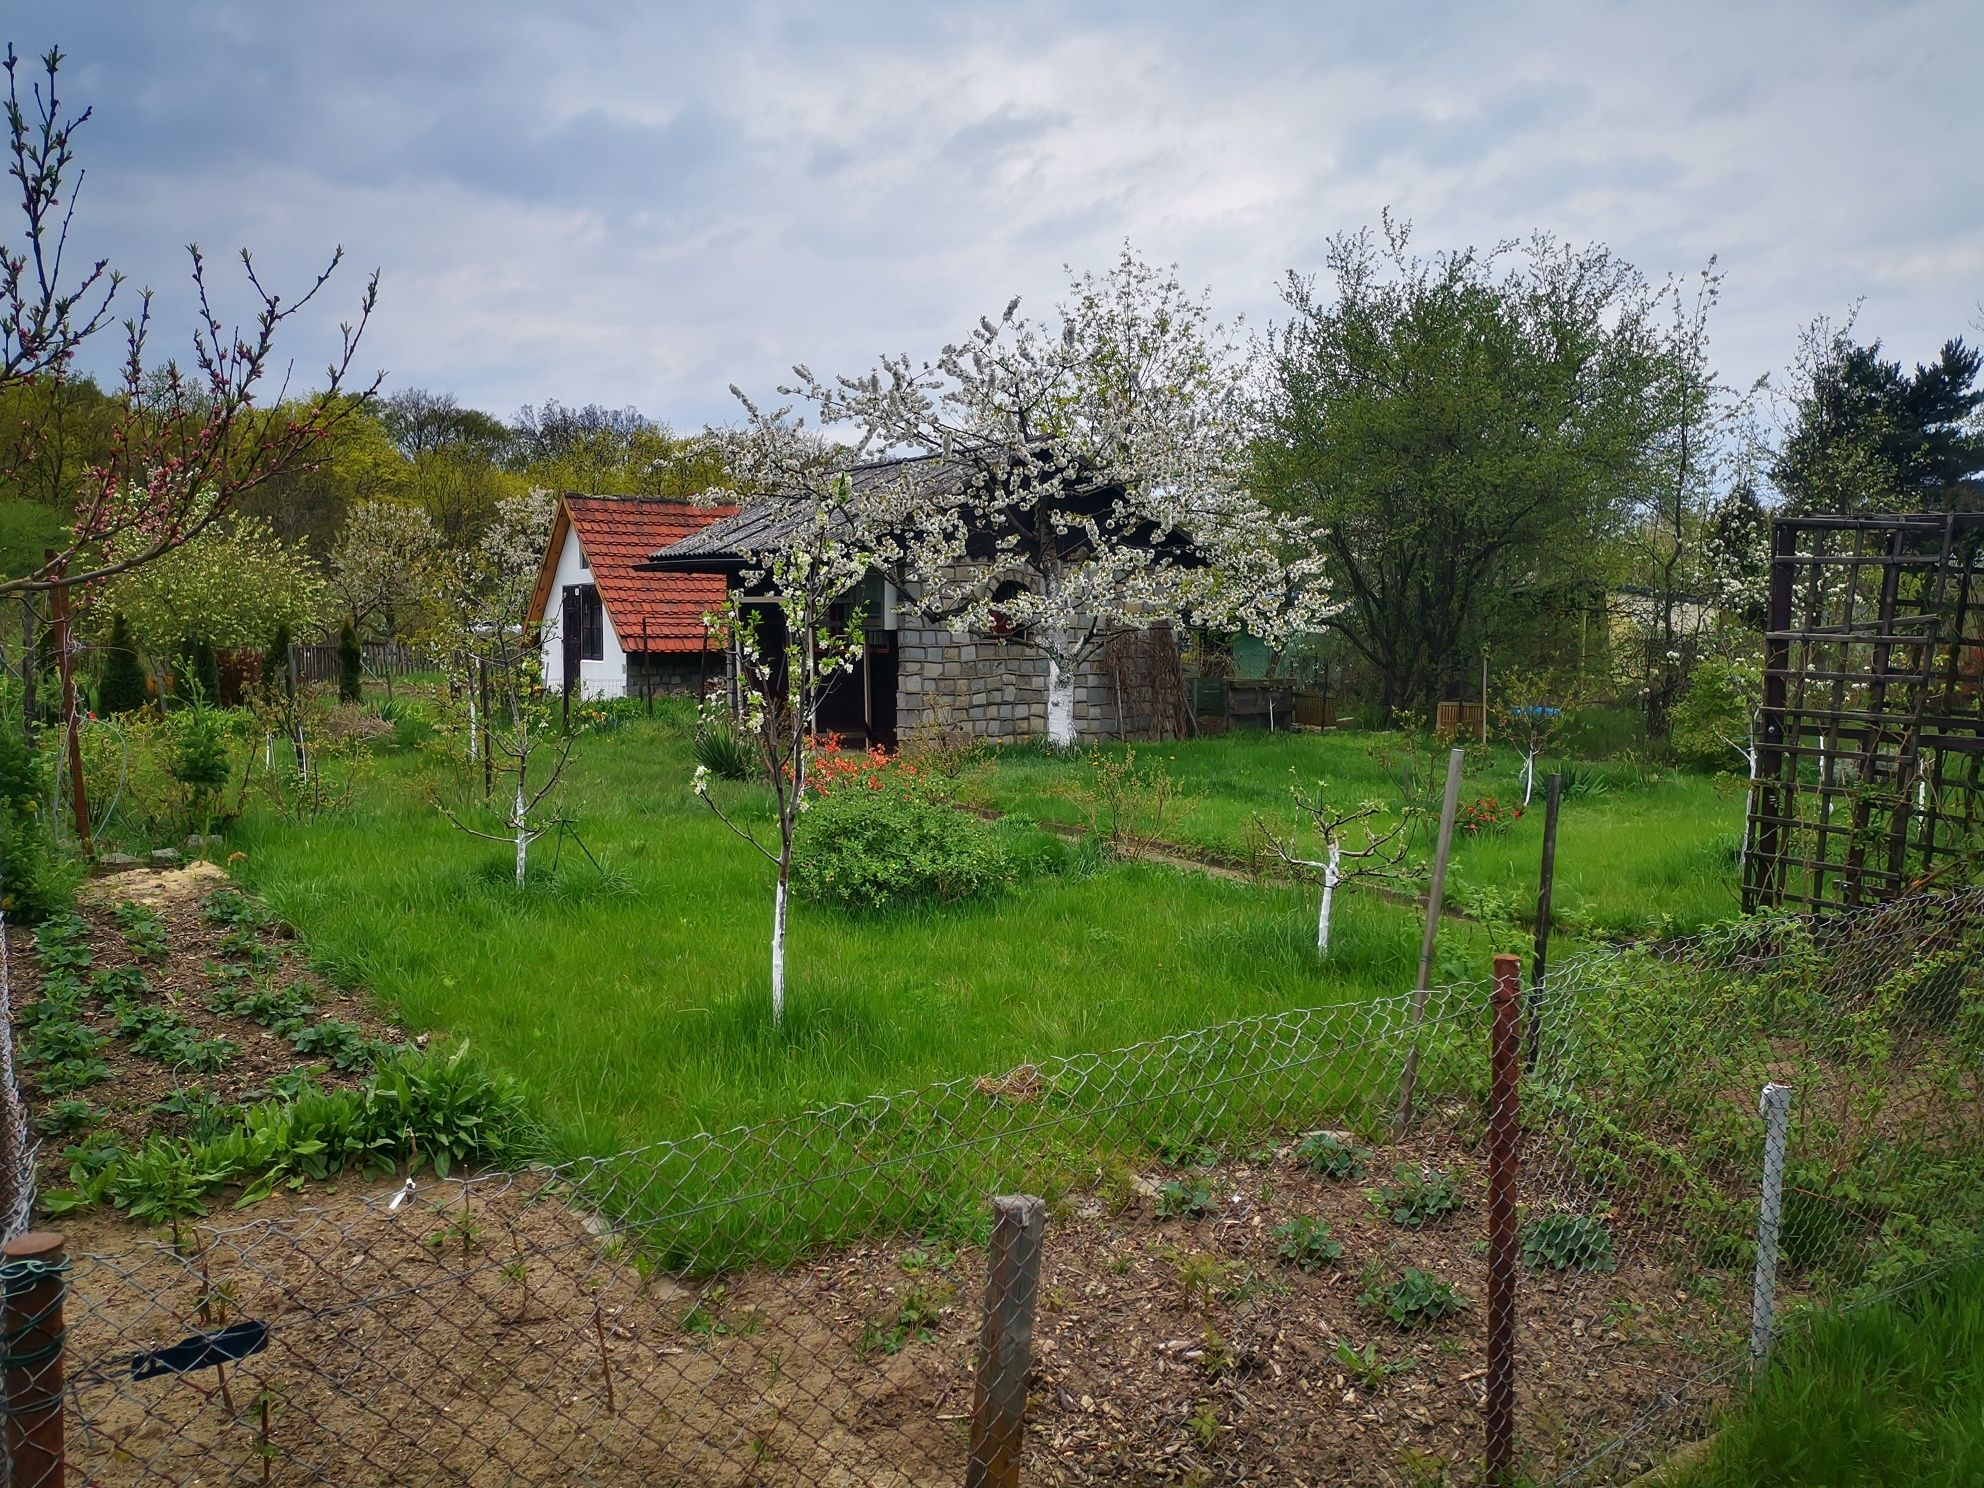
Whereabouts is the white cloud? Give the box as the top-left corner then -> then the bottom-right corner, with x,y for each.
26,0 -> 1984,428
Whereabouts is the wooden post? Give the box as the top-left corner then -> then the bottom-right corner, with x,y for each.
3,1230 -> 68,1488
478,658 -> 493,802
641,614 -> 653,718
1479,648 -> 1489,743
18,600 -> 34,741
48,578 -> 89,857
1484,955 -> 1522,1485
284,644 -> 307,778
1394,747 -> 1465,1138
1525,772 -> 1562,1073
966,1195 -> 1046,1488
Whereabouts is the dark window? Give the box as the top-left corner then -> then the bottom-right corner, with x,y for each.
567,585 -> 605,661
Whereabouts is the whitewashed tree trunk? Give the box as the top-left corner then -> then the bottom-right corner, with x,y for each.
770,873 -> 788,1027
1523,750 -> 1537,807
1317,843 -> 1341,956
1045,653 -> 1076,747
513,778 -> 529,889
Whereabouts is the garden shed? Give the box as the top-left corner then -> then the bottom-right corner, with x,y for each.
526,494 -> 738,701
642,453 -> 1190,747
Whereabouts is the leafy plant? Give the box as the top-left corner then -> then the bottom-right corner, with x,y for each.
1333,1338 -> 1416,1388
1359,1267 -> 1468,1328
34,1098 -> 104,1137
1521,1212 -> 1617,1273
1376,1164 -> 1461,1228
691,721 -> 753,782
1272,1214 -> 1344,1271
860,1283 -> 952,1355
1297,1130 -> 1368,1180
287,1019 -> 377,1073
1156,1177 -> 1213,1220
110,901 -> 170,959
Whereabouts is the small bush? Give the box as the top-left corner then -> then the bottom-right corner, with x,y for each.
98,613 -> 151,715
792,787 -> 1016,911
1156,1177 -> 1213,1219
337,622 -> 363,703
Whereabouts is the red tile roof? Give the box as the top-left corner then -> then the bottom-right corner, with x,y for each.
545,496 -> 738,653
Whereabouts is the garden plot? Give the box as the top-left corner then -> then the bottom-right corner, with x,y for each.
13,867 -> 408,1189
52,1129 -> 1724,1487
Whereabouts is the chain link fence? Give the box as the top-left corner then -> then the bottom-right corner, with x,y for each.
8,887 -> 1983,1485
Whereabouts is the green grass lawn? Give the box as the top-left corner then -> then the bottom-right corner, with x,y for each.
960,727 -> 1745,937
1673,1255 -> 1984,1488
233,717 -> 1512,1158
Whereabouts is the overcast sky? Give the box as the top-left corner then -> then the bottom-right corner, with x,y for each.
28,1 -> 1984,432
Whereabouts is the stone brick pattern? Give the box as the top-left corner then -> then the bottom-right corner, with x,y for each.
895,625 -> 1158,743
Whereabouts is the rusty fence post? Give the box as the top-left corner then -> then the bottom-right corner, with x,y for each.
3,1230 -> 68,1488
966,1195 -> 1045,1488
1485,954 -> 1522,1486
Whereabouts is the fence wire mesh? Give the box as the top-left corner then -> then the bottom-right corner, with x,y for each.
10,886 -> 1984,1486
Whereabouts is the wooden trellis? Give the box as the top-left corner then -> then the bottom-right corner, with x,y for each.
1746,512 -> 1984,913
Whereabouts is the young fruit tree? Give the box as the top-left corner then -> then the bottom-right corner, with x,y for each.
789,246 -> 1326,745
690,405 -> 874,1026
433,490 -> 572,888
1494,670 -> 1584,806
1258,782 -> 1411,956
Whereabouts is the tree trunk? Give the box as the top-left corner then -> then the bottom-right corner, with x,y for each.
771,867 -> 789,1027
1045,654 -> 1076,747
1318,845 -> 1341,956
1522,750 -> 1536,807
513,779 -> 528,889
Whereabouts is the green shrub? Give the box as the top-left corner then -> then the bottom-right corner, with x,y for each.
1297,1131 -> 1369,1180
792,787 -> 1016,911
174,636 -> 220,704
1156,1176 -> 1214,1219
168,703 -> 233,835
1375,1164 -> 1461,1228
98,613 -> 150,715
0,725 -> 77,923
337,622 -> 362,703
1272,1214 -> 1344,1270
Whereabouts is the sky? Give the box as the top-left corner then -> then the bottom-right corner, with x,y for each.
23,1 -> 1984,433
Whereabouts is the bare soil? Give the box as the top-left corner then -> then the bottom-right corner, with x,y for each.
47,1137 -> 1727,1487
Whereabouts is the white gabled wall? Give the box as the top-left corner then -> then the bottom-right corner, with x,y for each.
538,524 -> 627,700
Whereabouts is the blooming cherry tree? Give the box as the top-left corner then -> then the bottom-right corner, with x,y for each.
786,247 -> 1327,746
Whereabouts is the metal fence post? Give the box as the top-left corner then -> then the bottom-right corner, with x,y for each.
1525,772 -> 1562,1073
3,1230 -> 68,1488
966,1195 -> 1045,1488
1394,746 -> 1465,1138
1750,1083 -> 1794,1373
1485,953 -> 1522,1485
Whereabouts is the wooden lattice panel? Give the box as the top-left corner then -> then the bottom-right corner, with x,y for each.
1745,513 -> 1984,912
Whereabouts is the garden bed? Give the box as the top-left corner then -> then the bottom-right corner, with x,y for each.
49,1128 -> 1730,1486
12,864 -> 409,1184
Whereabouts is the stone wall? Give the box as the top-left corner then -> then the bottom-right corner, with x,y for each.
627,651 -> 720,697
895,625 -> 1160,743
